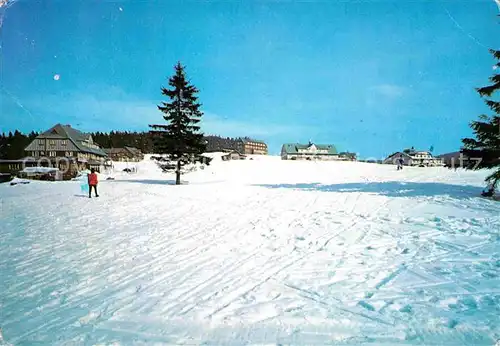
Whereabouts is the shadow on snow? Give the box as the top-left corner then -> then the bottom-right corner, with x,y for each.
253,181 -> 484,199
110,179 -> 185,185
108,179 -> 225,186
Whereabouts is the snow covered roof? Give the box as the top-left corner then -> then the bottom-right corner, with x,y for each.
385,152 -> 412,160
238,137 -> 267,145
21,167 -> 59,173
282,143 -> 338,155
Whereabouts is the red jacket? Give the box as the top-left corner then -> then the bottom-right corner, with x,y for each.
88,173 -> 98,186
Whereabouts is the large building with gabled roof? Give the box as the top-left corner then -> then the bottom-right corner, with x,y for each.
281,141 -> 339,160
383,147 -> 444,167
24,123 -> 109,177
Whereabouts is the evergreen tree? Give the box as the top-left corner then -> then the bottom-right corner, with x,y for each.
149,62 -> 206,185
0,133 -> 7,159
0,130 -> 38,159
461,49 -> 500,188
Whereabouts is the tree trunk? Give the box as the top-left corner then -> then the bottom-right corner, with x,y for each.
176,160 -> 181,185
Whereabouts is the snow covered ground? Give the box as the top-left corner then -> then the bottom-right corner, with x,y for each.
1,155 -> 499,345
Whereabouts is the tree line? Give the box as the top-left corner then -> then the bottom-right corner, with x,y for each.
0,130 -> 156,159
0,129 -> 246,160
90,131 -> 154,153
0,130 -> 39,160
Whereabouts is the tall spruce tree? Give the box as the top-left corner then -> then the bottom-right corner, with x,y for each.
461,49 -> 500,189
149,62 -> 206,185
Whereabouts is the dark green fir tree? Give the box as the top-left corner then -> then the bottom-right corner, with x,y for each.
461,49 -> 500,190
149,62 -> 206,185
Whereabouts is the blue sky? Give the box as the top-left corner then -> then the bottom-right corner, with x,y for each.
0,0 -> 498,158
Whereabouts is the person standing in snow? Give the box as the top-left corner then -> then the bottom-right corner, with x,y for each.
397,156 -> 404,170
87,168 -> 99,198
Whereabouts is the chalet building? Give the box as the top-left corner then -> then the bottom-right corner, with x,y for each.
103,147 -> 144,162
221,149 -> 246,161
0,158 -> 35,174
237,138 -> 268,155
0,158 -> 38,182
383,148 -> 444,167
338,152 -> 357,161
24,123 -> 108,178
281,141 -> 339,160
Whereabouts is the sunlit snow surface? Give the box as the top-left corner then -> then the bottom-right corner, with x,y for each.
1,155 -> 499,345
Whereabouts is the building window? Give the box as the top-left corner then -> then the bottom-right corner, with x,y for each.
61,140 -> 67,146
38,139 -> 44,145
65,151 -> 71,157
49,140 -> 55,146
49,151 -> 56,157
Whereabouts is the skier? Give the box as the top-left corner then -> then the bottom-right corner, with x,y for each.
397,156 -> 404,170
87,168 -> 99,198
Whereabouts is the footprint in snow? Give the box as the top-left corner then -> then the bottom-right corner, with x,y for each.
358,300 -> 376,311
429,296 -> 440,304
447,319 -> 459,329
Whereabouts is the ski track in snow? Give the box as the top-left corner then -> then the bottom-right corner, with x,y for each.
1,155 -> 499,345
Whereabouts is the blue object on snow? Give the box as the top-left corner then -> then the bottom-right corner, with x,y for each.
80,180 -> 88,193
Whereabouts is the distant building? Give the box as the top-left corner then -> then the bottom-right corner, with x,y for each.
221,149 -> 246,161
338,152 -> 357,161
384,148 -> 444,167
281,141 -> 338,160
203,135 -> 268,155
24,123 -> 108,178
0,159 -> 34,174
103,147 -> 144,162
436,151 -> 474,168
237,138 -> 268,155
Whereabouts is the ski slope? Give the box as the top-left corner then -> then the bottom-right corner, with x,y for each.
1,155 -> 499,345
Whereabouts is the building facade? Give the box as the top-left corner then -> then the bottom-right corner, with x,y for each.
281,142 -> 338,160
0,158 -> 38,182
338,152 -> 357,161
237,138 -> 268,155
24,123 -> 108,178
221,149 -> 245,161
103,147 -> 144,162
384,148 -> 444,167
